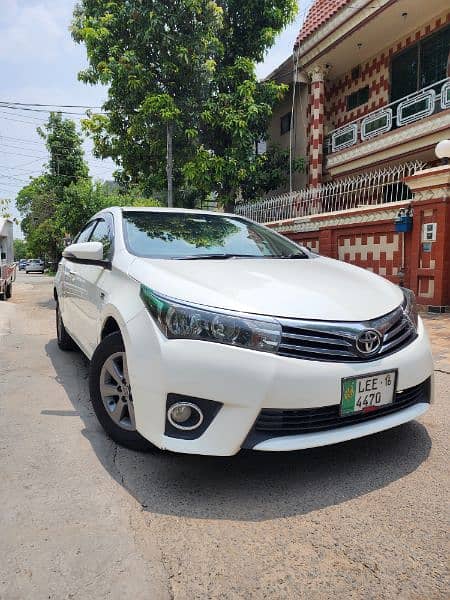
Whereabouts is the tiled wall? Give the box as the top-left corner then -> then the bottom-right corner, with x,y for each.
338,232 -> 402,279
282,196 -> 450,307
325,12 -> 450,130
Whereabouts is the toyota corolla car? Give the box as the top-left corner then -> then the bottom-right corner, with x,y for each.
54,207 -> 433,455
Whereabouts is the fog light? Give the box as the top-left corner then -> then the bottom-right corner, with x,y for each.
167,402 -> 204,431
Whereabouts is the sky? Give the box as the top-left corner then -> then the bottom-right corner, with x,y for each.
0,0 -> 313,235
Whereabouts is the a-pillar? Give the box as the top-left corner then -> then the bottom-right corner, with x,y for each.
308,66 -> 327,187
404,165 -> 450,311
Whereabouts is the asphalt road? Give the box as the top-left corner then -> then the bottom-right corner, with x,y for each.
0,272 -> 448,599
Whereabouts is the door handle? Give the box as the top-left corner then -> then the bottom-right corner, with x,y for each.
68,269 -> 76,276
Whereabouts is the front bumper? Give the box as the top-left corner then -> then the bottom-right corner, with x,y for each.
123,309 -> 434,456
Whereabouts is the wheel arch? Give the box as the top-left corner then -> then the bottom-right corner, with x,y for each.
101,316 -> 122,340
99,307 -> 129,346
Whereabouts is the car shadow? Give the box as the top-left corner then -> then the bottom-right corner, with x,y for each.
37,298 -> 55,310
45,338 -> 432,522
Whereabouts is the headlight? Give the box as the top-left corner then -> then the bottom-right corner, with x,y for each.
140,285 -> 281,353
402,287 -> 418,330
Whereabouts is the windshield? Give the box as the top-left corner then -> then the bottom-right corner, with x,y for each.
122,211 -> 307,259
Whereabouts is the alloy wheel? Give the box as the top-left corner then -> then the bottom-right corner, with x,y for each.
99,351 -> 136,431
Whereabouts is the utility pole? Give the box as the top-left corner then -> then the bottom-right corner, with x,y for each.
166,122 -> 174,208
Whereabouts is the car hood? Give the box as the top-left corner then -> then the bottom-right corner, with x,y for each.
128,255 -> 404,322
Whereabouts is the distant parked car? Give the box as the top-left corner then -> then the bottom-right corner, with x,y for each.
19,259 -> 27,270
25,259 -> 45,274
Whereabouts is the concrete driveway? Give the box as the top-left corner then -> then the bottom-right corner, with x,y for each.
0,273 -> 448,599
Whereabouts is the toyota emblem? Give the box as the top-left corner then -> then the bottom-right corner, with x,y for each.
355,329 -> 382,356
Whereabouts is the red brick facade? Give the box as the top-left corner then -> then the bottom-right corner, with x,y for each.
308,71 -> 326,186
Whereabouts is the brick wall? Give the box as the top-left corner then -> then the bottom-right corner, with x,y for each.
270,180 -> 450,308
325,12 -> 450,130
285,209 -> 409,287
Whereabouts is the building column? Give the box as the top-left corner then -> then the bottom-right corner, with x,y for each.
404,165 -> 450,310
308,66 -> 327,187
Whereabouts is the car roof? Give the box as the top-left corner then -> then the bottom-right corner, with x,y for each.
95,206 -> 240,220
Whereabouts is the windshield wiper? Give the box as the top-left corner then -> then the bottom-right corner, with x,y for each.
283,252 -> 309,259
175,253 -> 262,260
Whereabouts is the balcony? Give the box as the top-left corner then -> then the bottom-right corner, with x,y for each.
325,78 -> 450,177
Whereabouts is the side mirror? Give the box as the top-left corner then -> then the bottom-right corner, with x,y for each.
63,241 -> 104,262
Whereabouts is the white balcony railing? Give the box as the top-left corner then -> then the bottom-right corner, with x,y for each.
235,161 -> 425,223
327,78 -> 450,154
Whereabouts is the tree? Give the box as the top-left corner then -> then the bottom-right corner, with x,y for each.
240,145 -> 306,200
1,198 -> 17,222
71,0 -> 299,209
13,239 -> 28,260
72,0 -> 223,206
184,0 -> 298,210
56,179 -> 160,237
16,112 -> 162,262
38,112 -> 89,198
15,113 -> 90,262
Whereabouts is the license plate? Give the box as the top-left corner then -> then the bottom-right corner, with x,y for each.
340,370 -> 397,416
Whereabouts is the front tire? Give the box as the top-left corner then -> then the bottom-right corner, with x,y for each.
5,283 -> 12,299
89,332 -> 154,452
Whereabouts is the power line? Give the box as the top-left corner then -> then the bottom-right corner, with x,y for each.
0,105 -> 94,116
0,149 -> 47,159
0,100 -> 103,109
0,114 -> 48,126
0,145 -> 113,168
0,136 -> 113,162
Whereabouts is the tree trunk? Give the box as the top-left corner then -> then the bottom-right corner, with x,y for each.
166,122 -> 174,208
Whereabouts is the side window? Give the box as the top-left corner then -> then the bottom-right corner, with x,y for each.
90,216 -> 113,260
74,221 -> 97,244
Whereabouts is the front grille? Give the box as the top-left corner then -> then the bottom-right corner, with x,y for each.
243,378 -> 430,448
278,305 -> 417,363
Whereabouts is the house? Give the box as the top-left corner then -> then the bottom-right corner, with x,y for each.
237,0 -> 450,309
264,0 -> 449,193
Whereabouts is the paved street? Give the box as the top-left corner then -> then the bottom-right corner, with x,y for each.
0,273 -> 448,600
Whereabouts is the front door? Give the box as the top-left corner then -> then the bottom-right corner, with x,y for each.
70,215 -> 114,356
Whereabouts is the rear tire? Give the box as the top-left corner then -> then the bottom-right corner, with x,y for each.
89,332 -> 154,452
56,302 -> 76,351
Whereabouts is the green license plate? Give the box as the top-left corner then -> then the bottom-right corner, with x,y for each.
340,370 -> 397,416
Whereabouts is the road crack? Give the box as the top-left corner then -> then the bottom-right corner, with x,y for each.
434,368 -> 450,375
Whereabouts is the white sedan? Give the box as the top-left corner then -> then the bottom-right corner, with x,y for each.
54,207 -> 433,455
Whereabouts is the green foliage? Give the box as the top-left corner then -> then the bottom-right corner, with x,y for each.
15,112 -> 90,262
56,179 -> 160,236
27,219 -> 63,262
16,176 -> 57,238
72,0 -> 223,197
72,0 -> 300,209
13,239 -> 29,260
240,145 -> 306,199
37,112 -> 89,197
1,198 -> 18,223
185,0 -> 298,209
15,113 -> 160,261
